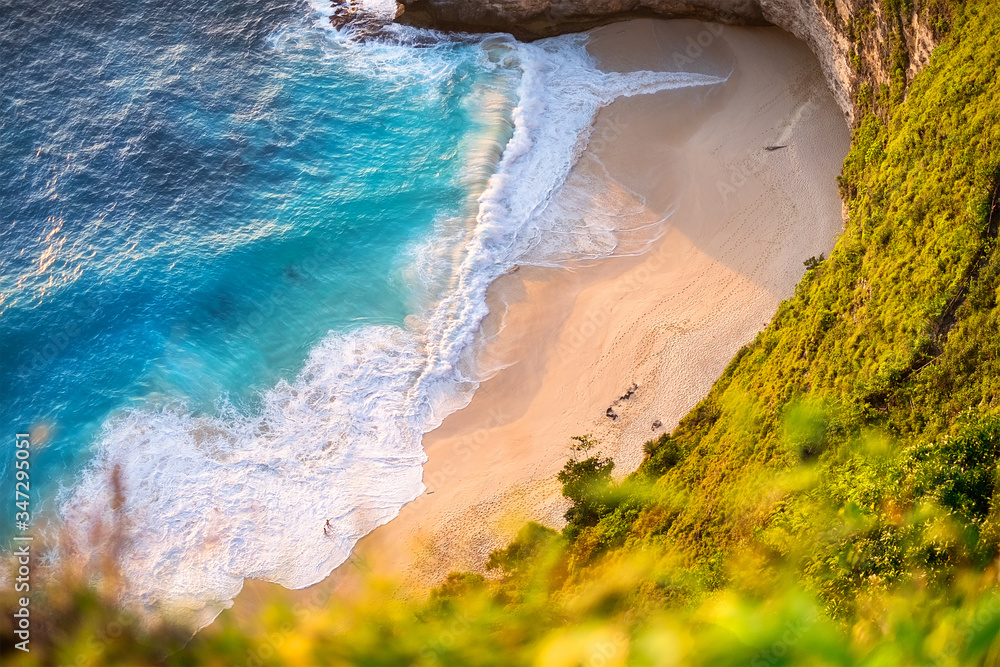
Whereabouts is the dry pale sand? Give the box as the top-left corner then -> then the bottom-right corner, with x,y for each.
231,18 -> 849,614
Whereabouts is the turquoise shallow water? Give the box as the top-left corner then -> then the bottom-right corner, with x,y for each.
1,0 -> 494,469
0,0 -> 725,626
1,0 -> 517,621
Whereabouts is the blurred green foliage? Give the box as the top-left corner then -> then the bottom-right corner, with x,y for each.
3,1 -> 1000,665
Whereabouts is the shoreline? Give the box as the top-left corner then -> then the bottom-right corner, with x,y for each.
230,17 -> 849,615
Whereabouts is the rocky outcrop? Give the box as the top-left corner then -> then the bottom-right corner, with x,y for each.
393,0 -> 959,122
759,0 -> 854,118
399,0 -> 767,29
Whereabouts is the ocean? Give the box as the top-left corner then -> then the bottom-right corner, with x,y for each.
0,0 -> 723,626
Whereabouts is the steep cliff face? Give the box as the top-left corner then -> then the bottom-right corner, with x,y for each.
394,0 -> 961,122
766,0 -> 955,122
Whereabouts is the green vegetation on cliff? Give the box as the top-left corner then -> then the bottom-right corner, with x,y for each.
3,1 -> 999,665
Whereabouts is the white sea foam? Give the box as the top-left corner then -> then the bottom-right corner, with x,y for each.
60,18 -> 726,629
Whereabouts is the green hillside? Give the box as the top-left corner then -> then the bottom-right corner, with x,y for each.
4,1 -> 999,665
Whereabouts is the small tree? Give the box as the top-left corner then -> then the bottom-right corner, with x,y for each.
557,436 -> 615,540
804,253 -> 826,271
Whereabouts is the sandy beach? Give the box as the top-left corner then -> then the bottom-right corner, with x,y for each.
232,17 -> 849,614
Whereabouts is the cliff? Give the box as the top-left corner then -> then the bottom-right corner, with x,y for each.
396,0 -> 962,123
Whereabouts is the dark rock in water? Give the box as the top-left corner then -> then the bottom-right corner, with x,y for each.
606,407 -> 618,420
328,0 -> 394,39
651,420 -> 662,431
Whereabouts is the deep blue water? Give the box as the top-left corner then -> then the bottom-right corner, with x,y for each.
1,0 -> 486,509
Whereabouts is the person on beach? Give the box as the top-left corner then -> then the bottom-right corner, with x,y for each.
324,519 -> 332,536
